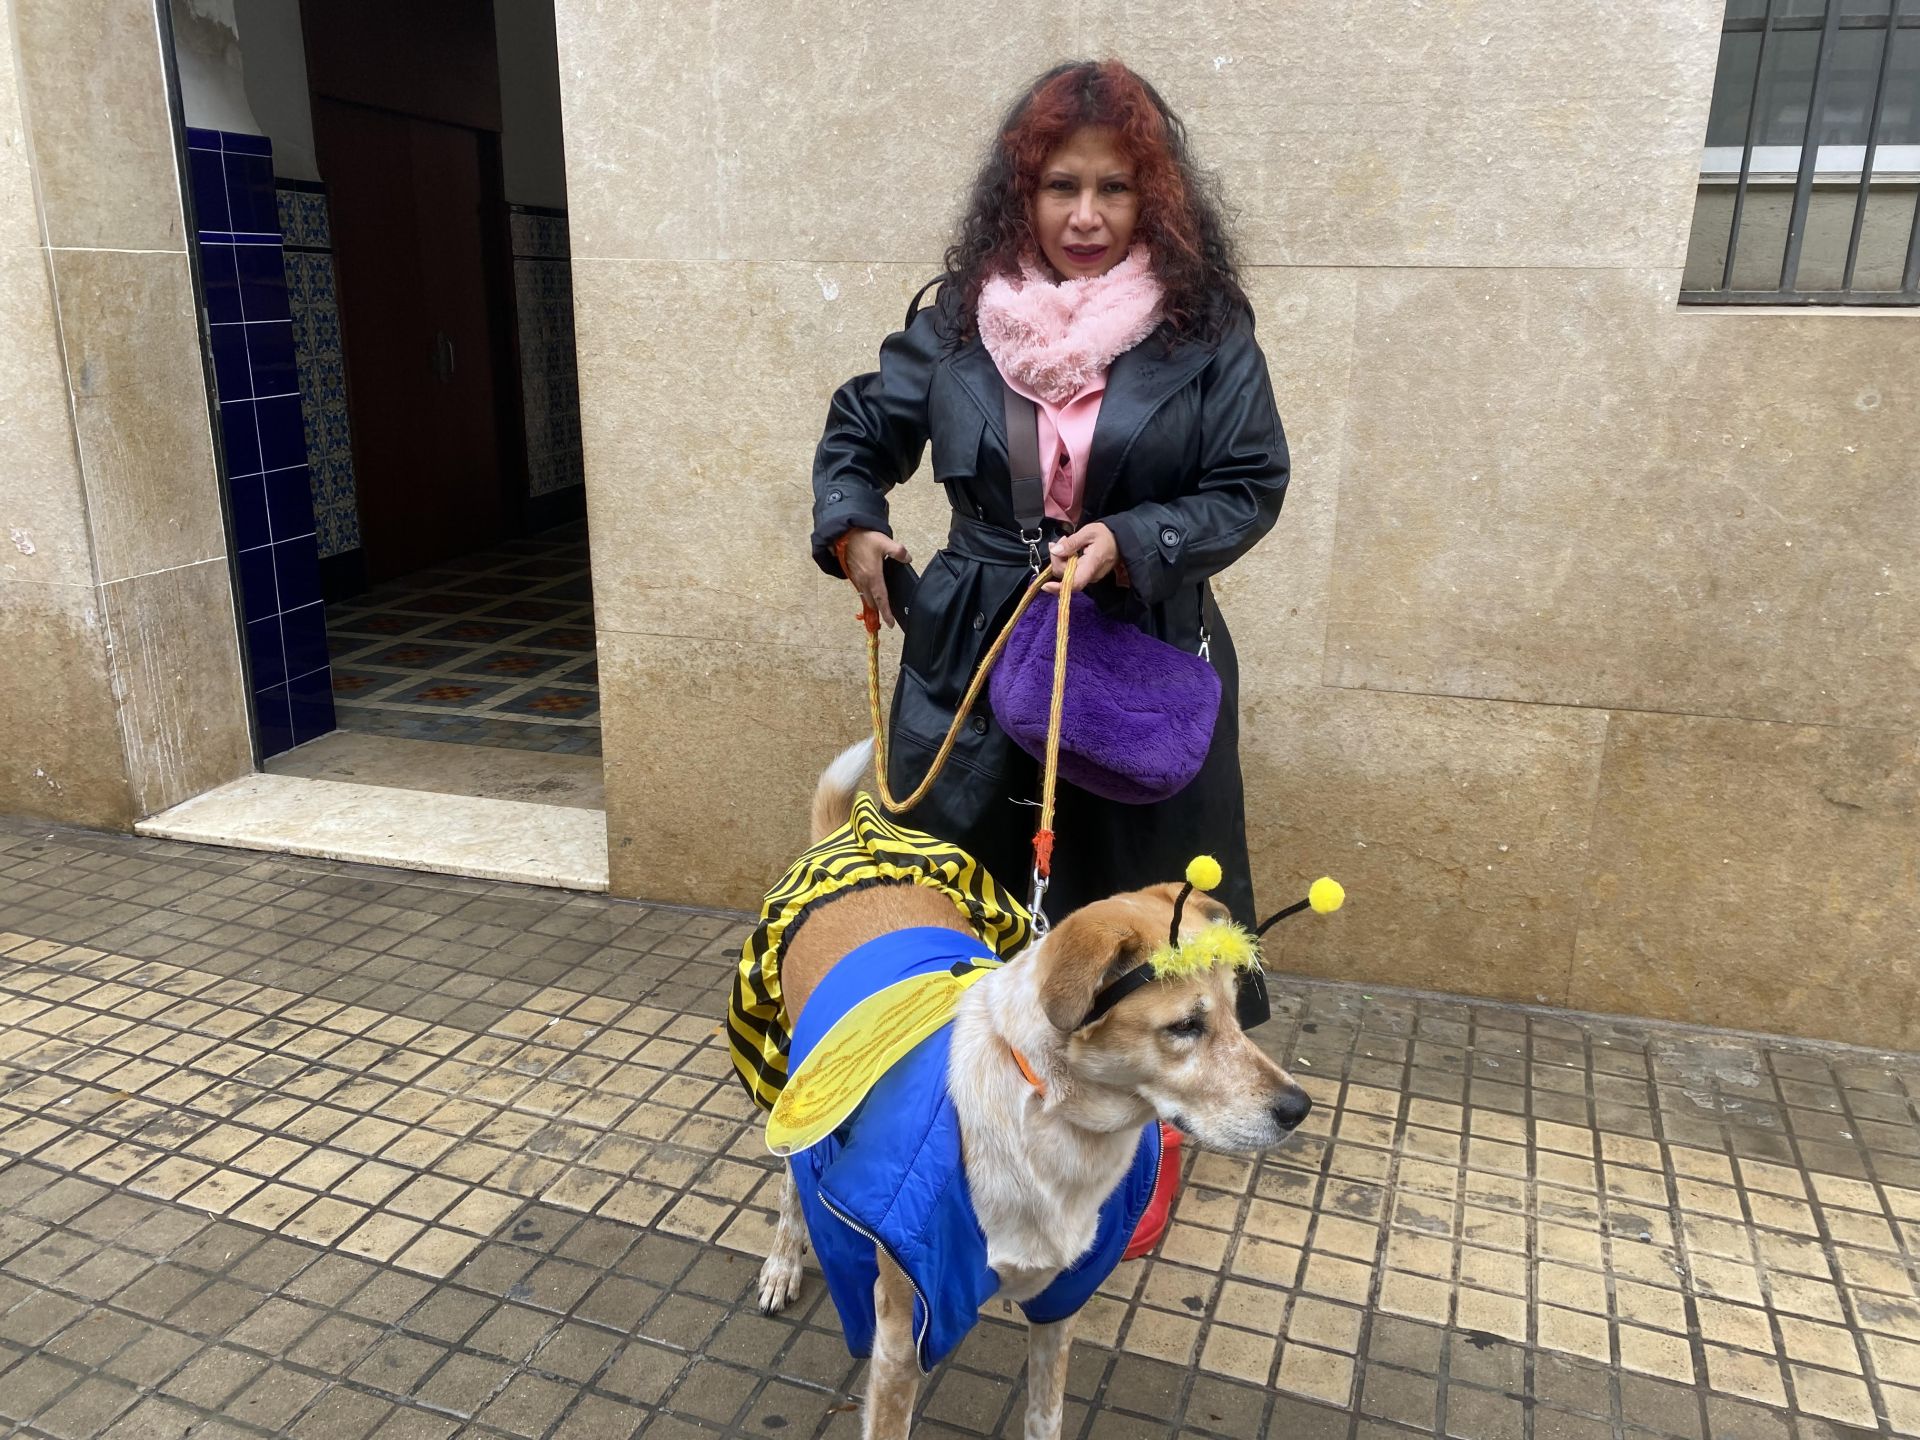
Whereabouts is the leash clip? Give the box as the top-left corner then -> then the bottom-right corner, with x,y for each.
1027,866 -> 1051,938
1020,527 -> 1046,577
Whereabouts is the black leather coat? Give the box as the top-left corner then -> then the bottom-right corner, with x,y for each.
810,290 -> 1289,924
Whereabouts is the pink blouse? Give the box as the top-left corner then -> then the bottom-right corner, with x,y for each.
999,370 -> 1105,524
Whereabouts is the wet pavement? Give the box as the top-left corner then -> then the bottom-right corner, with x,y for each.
1,815 -> 1917,1439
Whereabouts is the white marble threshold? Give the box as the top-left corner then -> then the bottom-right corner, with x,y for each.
266,732 -> 604,811
135,773 -> 609,892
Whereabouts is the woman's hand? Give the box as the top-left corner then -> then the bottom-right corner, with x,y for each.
1045,523 -> 1121,594
838,527 -> 913,628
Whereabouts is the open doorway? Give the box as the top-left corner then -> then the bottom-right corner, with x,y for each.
159,0 -> 603,880
296,1 -> 598,771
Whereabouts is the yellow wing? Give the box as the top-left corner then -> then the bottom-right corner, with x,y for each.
766,964 -> 997,1158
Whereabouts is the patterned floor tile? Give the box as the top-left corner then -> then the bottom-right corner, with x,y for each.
332,611 -> 430,638
327,671 -> 397,700
480,599 -> 576,623
491,687 -> 599,720
381,678 -> 515,709
445,651 -> 573,681
417,619 -> 528,646
517,627 -> 595,653
323,524 -> 600,754
358,644 -> 476,671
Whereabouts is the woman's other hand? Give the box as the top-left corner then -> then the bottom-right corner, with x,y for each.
839,527 -> 912,628
1046,523 -> 1121,593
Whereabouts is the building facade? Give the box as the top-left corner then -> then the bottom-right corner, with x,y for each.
2,1 -> 1916,1048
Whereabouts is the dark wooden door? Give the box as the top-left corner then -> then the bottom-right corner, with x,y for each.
303,0 -> 518,584
313,101 -> 509,581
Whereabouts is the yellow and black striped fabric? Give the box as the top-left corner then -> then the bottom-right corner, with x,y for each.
726,792 -> 1033,1113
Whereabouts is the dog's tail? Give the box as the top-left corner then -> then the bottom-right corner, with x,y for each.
811,739 -> 874,842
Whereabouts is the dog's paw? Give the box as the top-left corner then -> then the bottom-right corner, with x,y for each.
757,1252 -> 804,1315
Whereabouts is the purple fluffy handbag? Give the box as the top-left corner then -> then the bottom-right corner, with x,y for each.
988,592 -> 1220,805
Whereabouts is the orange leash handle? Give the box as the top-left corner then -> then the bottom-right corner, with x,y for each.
833,534 -> 881,635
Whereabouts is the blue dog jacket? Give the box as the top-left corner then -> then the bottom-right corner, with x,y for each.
787,926 -> 1162,1371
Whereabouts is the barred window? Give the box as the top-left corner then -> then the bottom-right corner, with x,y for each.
1682,0 -> 1920,305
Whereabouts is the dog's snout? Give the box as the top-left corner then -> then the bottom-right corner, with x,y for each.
1270,1086 -> 1312,1131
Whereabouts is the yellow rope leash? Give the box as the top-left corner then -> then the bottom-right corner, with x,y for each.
1033,561 -> 1073,879
860,557 -> 1077,820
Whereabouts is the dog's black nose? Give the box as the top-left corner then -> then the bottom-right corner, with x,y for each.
1270,1086 -> 1313,1130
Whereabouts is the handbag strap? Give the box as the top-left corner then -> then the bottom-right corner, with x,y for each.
903,275 -> 943,328
1002,385 -> 1047,573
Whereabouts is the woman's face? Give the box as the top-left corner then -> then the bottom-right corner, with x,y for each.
1029,126 -> 1139,281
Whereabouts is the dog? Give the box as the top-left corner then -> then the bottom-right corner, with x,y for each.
752,743 -> 1313,1438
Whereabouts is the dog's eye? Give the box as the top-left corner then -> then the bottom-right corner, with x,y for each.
1165,1015 -> 1207,1040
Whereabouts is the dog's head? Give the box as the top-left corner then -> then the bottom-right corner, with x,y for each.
1026,883 -> 1312,1151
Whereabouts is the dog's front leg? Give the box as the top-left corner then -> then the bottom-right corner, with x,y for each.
863,1256 -> 921,1438
1022,1315 -> 1074,1439
757,1166 -> 807,1314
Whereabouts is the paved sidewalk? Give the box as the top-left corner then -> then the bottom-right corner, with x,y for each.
1,816 -> 1917,1440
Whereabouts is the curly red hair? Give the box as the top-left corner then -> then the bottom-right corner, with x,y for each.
941,61 -> 1245,343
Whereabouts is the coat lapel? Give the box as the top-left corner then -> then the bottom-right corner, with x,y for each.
1082,329 -> 1216,519
949,340 -> 1009,446
947,325 -> 1217,518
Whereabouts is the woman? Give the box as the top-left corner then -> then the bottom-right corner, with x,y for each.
812,59 -> 1287,932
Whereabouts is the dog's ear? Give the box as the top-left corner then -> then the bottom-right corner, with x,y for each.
1036,911 -> 1143,1033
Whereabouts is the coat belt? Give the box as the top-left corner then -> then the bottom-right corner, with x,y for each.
943,513 -> 1069,567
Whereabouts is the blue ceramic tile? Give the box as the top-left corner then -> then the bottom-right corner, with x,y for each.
218,399 -> 261,477
300,192 -> 331,249
264,464 -> 315,542
316,454 -> 361,558
281,600 -> 330,679
234,243 -> 291,322
274,189 -> 306,247
306,257 -> 336,306
228,472 -> 270,552
233,543 -> 278,621
185,127 -> 221,151
245,614 -> 287,690
208,326 -> 250,402
225,131 -> 272,157
255,393 -> 306,472
188,149 -> 230,233
255,682 -> 294,758
226,153 -> 278,233
200,243 -> 241,325
272,534 -> 322,611
282,253 -> 309,316
246,321 -> 297,398
287,665 -> 336,747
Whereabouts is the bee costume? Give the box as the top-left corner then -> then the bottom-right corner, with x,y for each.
725,792 -> 1034,1113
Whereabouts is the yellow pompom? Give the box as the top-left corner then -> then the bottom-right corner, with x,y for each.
1308,877 -> 1345,914
1185,855 -> 1223,892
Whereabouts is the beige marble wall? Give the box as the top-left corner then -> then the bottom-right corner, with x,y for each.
0,0 -> 250,825
566,0 -> 1914,1048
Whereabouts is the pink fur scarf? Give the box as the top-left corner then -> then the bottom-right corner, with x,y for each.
976,247 -> 1165,404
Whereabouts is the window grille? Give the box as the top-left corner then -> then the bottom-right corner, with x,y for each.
1681,0 -> 1920,305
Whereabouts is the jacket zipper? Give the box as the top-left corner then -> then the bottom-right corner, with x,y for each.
818,1190 -> 935,1373
817,1123 -> 1163,1369
1142,1124 -> 1165,1230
